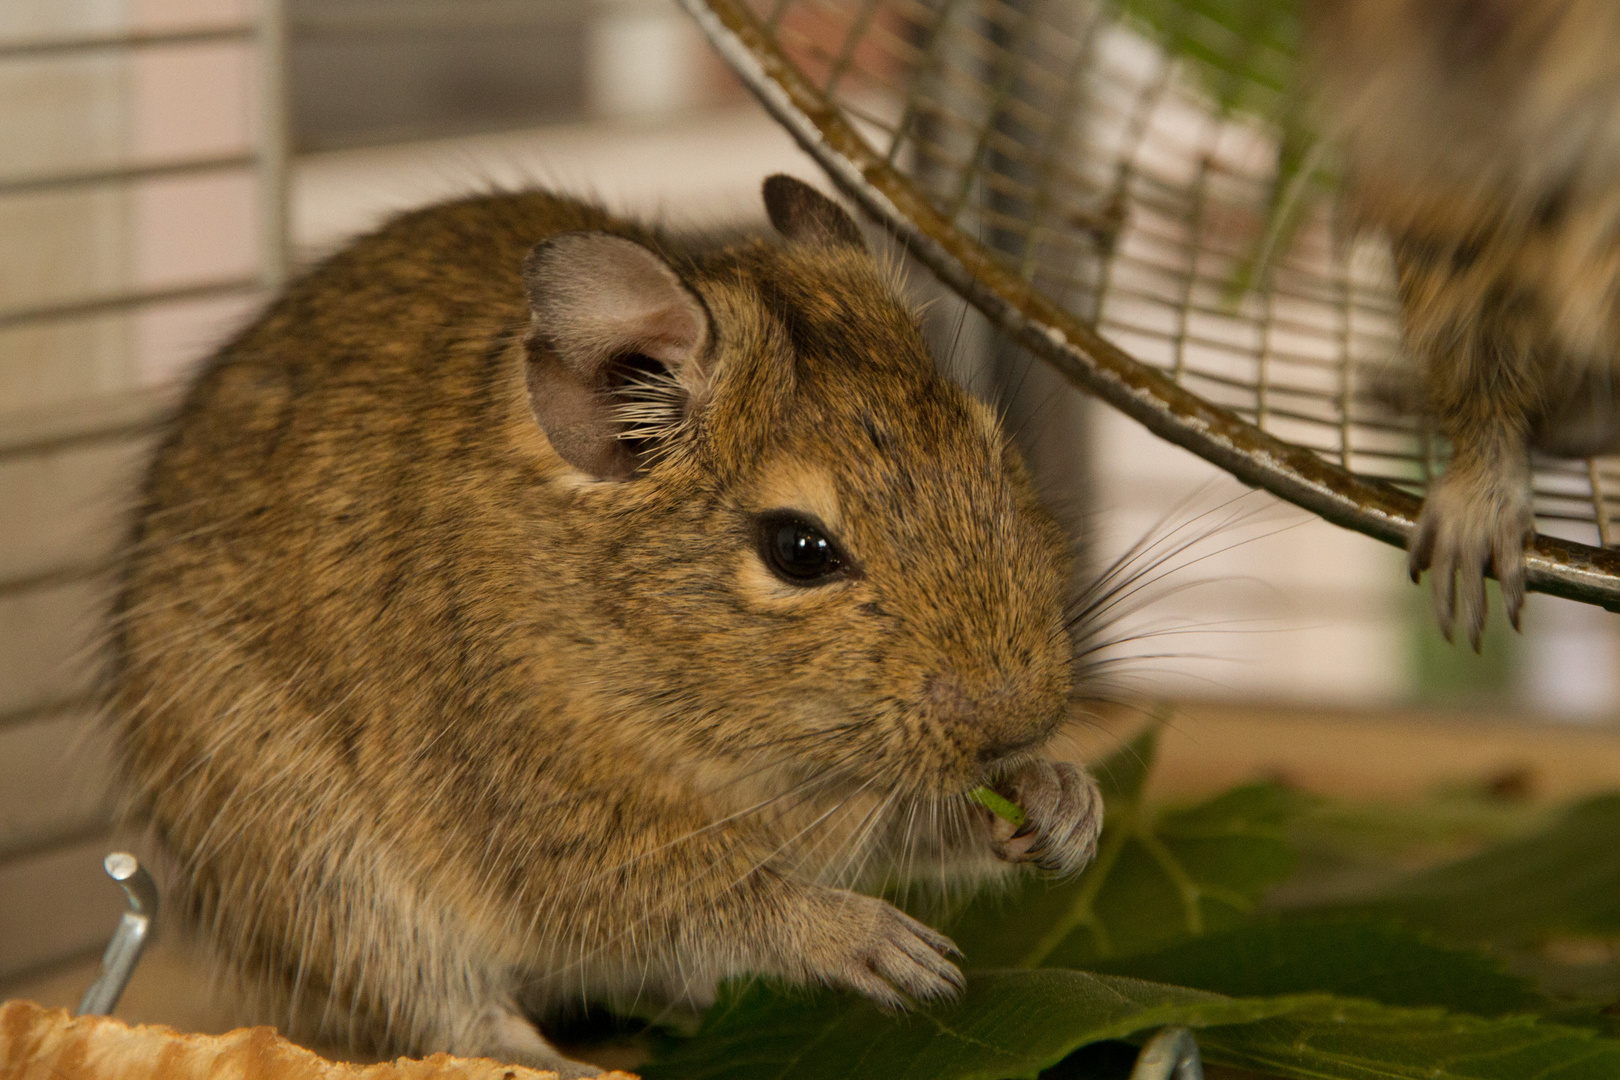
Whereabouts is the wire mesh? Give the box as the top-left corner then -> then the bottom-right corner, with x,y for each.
0,5 -> 287,988
681,0 -> 1620,608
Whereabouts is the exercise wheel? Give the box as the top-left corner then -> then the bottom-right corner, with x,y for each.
676,0 -> 1620,610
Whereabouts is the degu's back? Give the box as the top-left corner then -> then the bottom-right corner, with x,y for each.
111,176 -> 1102,1075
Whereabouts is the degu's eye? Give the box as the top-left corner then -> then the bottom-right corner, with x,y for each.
757,512 -> 847,585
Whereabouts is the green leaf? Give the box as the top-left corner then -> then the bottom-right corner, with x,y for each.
641,972 -> 1274,1080
639,730 -> 1620,1080
1088,919 -> 1546,1017
943,728 -> 1299,969
1328,795 -> 1620,943
642,971 -> 1620,1080
1198,1003 -> 1620,1080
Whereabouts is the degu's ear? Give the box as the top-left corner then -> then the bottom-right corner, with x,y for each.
522,233 -> 712,480
762,174 -> 866,250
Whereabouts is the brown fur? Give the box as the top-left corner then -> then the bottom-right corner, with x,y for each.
110,179 -> 1101,1074
1305,0 -> 1620,646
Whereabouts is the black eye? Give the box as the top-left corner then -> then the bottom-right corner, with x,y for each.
758,513 -> 845,584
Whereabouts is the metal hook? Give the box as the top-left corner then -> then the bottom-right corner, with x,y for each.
76,852 -> 160,1016
1129,1026 -> 1203,1080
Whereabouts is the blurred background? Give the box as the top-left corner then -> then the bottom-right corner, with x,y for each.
3,0 -> 1620,1037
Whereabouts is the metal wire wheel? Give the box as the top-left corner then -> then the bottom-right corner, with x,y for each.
677,0 -> 1620,610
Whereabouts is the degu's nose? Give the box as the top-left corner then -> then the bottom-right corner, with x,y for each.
922,672 -> 1064,766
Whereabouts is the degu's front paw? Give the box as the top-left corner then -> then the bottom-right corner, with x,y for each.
1407,465 -> 1535,649
802,889 -> 964,1010
983,760 -> 1101,876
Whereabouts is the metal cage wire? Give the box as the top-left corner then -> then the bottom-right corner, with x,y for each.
679,0 -> 1620,608
0,3 -> 289,986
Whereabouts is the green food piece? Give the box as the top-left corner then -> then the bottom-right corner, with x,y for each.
969,786 -> 1026,828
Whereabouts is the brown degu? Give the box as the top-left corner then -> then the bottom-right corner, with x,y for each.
111,176 -> 1102,1075
1305,0 -> 1620,646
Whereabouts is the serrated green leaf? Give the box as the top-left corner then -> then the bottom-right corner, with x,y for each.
642,971 -> 1620,1080
943,729 -> 1298,969
641,972 -> 1274,1080
1088,918 -> 1546,1017
1198,1004 -> 1620,1080
1328,795 -> 1620,943
636,725 -> 1620,1080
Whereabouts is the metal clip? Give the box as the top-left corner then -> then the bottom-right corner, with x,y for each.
1130,1026 -> 1203,1080
76,852 -> 160,1016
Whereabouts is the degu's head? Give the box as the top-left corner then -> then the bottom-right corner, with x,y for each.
519,176 -> 1075,796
